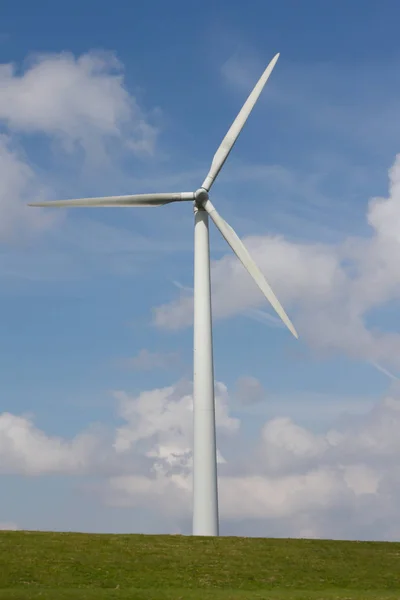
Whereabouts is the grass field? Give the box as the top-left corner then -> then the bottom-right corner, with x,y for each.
0,531 -> 399,599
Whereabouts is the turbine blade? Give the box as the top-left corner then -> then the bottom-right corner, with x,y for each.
28,192 -> 195,208
203,200 -> 298,338
201,53 -> 280,192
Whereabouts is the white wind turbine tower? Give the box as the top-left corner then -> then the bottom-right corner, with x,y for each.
29,52 -> 298,537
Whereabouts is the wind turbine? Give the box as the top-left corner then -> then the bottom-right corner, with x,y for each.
29,52 -> 298,537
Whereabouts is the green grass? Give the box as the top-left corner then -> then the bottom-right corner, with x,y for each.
0,532 -> 399,599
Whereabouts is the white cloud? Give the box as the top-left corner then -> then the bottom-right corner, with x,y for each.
102,388 -> 400,540
112,380 -> 238,456
0,380 -> 238,478
0,135 -> 58,241
216,396 -> 400,541
0,412 -> 103,475
2,379 -> 400,539
234,376 -> 265,404
154,154 -> 400,370
0,50 -> 161,242
0,51 -> 158,158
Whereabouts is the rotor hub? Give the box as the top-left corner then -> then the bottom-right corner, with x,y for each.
194,188 -> 209,207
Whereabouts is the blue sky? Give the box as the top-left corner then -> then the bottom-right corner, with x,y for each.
0,0 -> 400,539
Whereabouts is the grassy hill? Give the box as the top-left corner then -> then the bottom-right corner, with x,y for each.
0,531 -> 399,599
